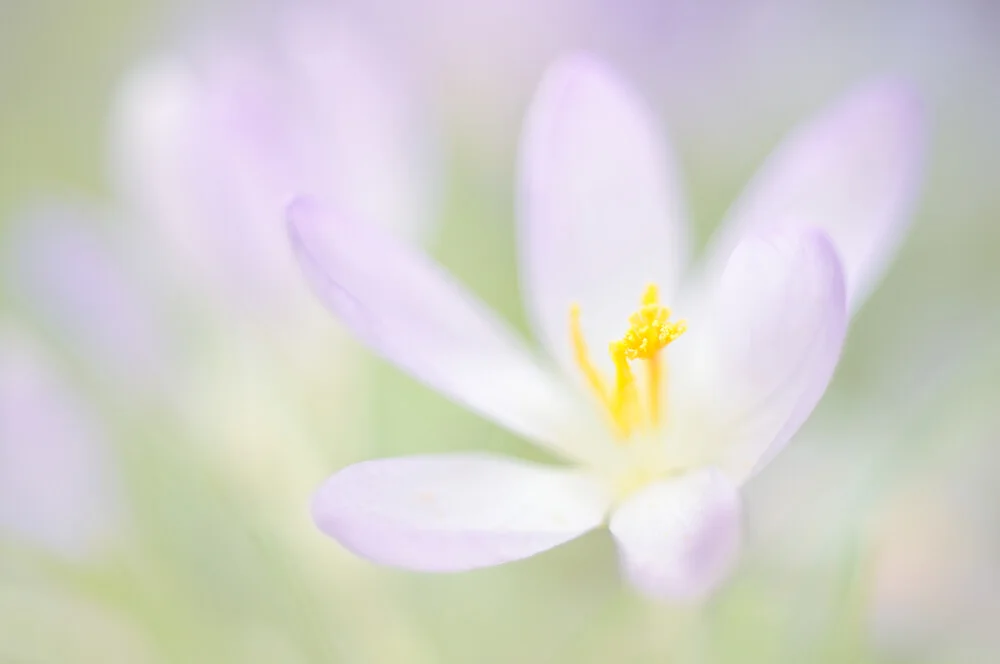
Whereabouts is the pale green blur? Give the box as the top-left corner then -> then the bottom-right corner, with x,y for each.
2,1 -> 999,663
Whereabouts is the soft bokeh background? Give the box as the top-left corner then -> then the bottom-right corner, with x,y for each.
2,0 -> 999,662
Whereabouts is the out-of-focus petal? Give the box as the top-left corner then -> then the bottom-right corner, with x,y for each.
704,80 -> 927,310
311,453 -> 611,572
278,7 -> 440,241
518,53 -> 688,378
3,203 -> 171,392
287,197 -> 605,464
0,331 -> 121,557
340,0 -> 584,157
678,229 -> 847,482
109,49 -> 298,311
609,468 -> 741,600
110,54 -> 207,280
110,7 -> 438,320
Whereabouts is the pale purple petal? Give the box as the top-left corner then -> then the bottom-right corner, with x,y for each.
111,49 -> 327,317
0,332 -> 121,557
3,203 -> 172,392
609,468 -> 741,600
312,454 -> 610,571
518,53 -> 689,378
287,197 -> 606,464
704,80 -> 927,311
678,229 -> 847,482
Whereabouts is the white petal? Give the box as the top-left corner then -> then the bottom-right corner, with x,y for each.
705,80 -> 927,310
312,454 -> 611,572
678,229 -> 847,482
518,53 -> 689,377
609,468 -> 742,601
288,197 -> 604,464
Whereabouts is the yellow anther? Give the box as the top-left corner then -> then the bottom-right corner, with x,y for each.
617,284 -> 687,361
568,283 -> 686,441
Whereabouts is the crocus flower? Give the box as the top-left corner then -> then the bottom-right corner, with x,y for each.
288,54 -> 926,599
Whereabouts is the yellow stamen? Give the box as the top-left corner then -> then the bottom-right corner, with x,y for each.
569,305 -> 615,419
610,341 -> 641,438
568,284 -> 686,441
647,355 -> 661,426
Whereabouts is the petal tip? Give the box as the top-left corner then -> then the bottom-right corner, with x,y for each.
857,77 -> 926,117
536,51 -> 633,110
285,194 -> 320,232
766,226 -> 849,320
309,470 -> 345,539
841,77 -> 930,148
545,51 -> 615,83
748,225 -> 847,300
612,469 -> 743,602
285,195 -> 341,264
309,463 -> 383,556
802,227 -> 848,311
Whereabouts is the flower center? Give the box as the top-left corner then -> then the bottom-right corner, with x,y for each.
569,284 -> 686,441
